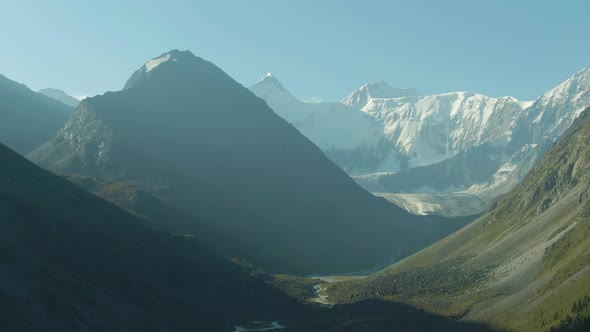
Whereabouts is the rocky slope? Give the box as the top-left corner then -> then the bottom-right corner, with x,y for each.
327,106 -> 590,332
0,74 -> 72,154
29,50 -> 462,275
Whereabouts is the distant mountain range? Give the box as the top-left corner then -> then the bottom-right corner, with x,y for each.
38,88 -> 80,108
0,74 -> 72,154
250,73 -> 386,173
253,69 -> 590,216
326,106 -> 590,332
28,50 -> 467,274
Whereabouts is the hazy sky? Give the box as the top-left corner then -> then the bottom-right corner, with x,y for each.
1,0 -> 589,101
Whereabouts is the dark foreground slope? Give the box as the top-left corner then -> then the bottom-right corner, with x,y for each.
0,142 -> 309,331
327,107 -> 590,331
0,74 -> 71,154
0,142 -> 502,332
29,50 -> 460,274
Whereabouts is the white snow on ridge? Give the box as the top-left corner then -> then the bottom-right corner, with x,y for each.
516,68 -> 590,143
360,92 -> 528,168
250,74 -> 383,152
145,54 -> 171,72
342,81 -> 421,109
251,68 -> 590,181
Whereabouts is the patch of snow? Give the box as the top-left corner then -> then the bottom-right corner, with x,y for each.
412,185 -> 467,194
145,54 -> 171,72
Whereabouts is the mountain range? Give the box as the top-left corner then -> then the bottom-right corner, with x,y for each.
28,50 -> 469,275
253,69 -> 590,216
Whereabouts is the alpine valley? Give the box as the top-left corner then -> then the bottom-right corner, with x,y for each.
27,50 -> 470,275
2,45 -> 589,332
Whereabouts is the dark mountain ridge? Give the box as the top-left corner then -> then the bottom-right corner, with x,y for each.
0,73 -> 71,154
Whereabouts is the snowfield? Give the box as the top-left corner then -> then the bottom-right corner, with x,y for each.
251,68 -> 590,215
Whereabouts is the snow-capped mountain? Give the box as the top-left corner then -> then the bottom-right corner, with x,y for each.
250,73 -> 385,173
342,81 -> 421,109
510,68 -> 590,146
358,92 -> 532,169
253,75 -> 533,173
354,69 -> 590,215
252,68 -> 590,216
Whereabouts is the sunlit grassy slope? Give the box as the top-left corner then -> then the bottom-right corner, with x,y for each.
327,107 -> 590,332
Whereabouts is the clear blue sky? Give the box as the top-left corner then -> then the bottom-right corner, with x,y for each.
1,0 -> 589,101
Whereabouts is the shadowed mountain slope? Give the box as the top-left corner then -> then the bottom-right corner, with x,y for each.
0,142 -> 316,331
0,74 -> 71,154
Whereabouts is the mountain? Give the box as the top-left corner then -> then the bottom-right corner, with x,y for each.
356,92 -> 531,170
28,50 -> 463,274
249,73 -> 386,173
351,70 -> 590,216
0,74 -> 72,154
38,88 -> 80,108
254,70 -> 588,182
342,81 -> 421,109
510,68 -> 590,147
326,107 -> 590,332
0,141 -> 314,332
252,75 -> 533,174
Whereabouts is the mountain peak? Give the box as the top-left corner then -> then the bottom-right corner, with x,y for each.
123,49 -> 225,90
343,81 -> 421,109
257,72 -> 283,86
367,80 -> 391,89
250,72 -> 297,102
535,67 -> 590,105
142,49 -> 196,72
570,67 -> 590,82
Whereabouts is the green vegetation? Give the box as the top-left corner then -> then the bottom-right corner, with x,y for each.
549,295 -> 590,331
326,108 -> 590,332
